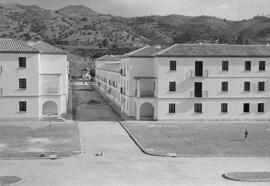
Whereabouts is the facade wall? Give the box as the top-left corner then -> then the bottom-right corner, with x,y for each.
157,99 -> 270,120
0,53 -> 68,118
39,55 -> 68,96
95,52 -> 270,121
0,53 -> 39,96
96,69 -> 121,107
39,54 -> 68,116
155,57 -> 270,120
120,57 -> 155,117
155,57 -> 270,98
0,97 -> 39,118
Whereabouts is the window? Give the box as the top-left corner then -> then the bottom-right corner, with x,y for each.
221,103 -> 228,113
19,78 -> 26,89
221,82 -> 228,92
194,82 -> 202,97
169,82 -> 176,91
245,61 -> 251,71
243,103 -> 250,113
259,61 -> 265,71
222,61 -> 228,71
194,103 -> 202,113
244,82 -> 250,91
170,61 -> 176,71
258,82 -> 265,91
19,101 -> 27,112
169,103 -> 175,113
195,61 -> 203,76
19,57 -> 26,68
258,103 -> 264,113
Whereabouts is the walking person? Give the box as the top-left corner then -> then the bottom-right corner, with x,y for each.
244,129 -> 249,140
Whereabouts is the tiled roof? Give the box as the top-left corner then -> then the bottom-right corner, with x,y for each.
95,55 -> 122,61
123,46 -> 163,57
96,63 -> 121,73
29,41 -> 66,54
157,44 -> 270,57
0,38 -> 39,53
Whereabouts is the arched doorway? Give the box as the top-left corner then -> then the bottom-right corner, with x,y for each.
140,102 -> 154,120
42,101 -> 58,116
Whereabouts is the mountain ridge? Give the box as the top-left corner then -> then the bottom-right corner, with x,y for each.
0,3 -> 269,58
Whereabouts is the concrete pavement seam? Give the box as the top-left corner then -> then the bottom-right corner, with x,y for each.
118,121 -> 168,157
78,122 -> 85,154
222,173 -> 270,182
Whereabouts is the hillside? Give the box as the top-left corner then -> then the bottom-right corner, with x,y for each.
0,3 -> 270,58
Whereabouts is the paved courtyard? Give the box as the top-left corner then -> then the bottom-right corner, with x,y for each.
0,85 -> 270,185
0,121 -> 270,186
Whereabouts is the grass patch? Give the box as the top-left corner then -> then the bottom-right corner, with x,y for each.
124,123 -> 270,157
0,123 -> 81,159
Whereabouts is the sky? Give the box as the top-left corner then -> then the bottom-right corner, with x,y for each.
0,0 -> 269,20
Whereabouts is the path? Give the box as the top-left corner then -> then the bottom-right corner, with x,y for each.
72,84 -> 120,121
0,121 -> 269,185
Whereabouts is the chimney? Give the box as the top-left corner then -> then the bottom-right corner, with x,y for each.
26,41 -> 35,46
155,45 -> 162,49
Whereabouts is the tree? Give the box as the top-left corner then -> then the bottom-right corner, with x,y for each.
102,38 -> 110,48
235,33 -> 249,45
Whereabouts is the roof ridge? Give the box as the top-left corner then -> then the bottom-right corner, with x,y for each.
16,39 -> 40,52
156,44 -> 177,56
0,38 -> 40,53
173,43 -> 270,46
156,43 -> 270,57
29,40 -> 66,54
125,45 -> 150,56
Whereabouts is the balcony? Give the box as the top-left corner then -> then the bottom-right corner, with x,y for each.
190,70 -> 209,78
137,90 -> 155,97
134,77 -> 156,98
189,91 -> 208,98
43,88 -> 60,95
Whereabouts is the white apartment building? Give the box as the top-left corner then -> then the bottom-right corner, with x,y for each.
96,44 -> 270,122
0,39 -> 68,119
95,56 -> 121,108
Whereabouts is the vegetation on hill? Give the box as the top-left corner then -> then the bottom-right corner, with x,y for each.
0,3 -> 270,59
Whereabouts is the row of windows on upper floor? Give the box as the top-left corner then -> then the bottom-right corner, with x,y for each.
168,103 -> 265,114
96,74 -> 129,91
96,76 -> 118,87
2,79 -> 59,93
169,60 -> 266,71
0,58 -> 26,74
168,81 -> 266,92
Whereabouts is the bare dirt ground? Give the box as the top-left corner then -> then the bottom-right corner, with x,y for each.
0,123 -> 81,158
124,122 -> 270,157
